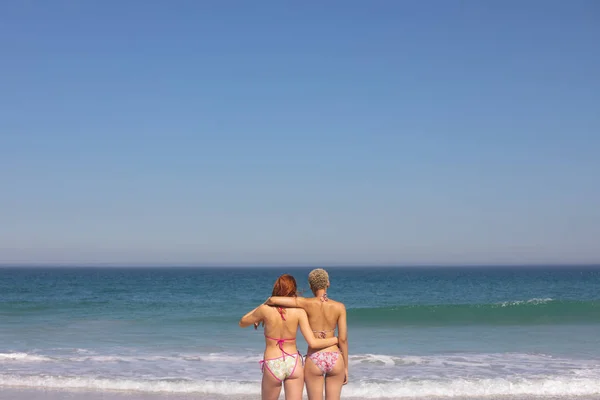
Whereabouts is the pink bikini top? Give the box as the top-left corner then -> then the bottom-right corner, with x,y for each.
312,294 -> 335,338
264,307 -> 296,359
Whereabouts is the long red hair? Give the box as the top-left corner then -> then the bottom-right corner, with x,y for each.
272,274 -> 298,297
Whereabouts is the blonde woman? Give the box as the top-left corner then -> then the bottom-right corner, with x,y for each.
266,269 -> 348,400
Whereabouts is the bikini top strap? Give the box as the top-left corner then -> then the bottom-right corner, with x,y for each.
264,335 -> 296,343
264,335 -> 296,359
276,306 -> 286,320
312,328 -> 336,339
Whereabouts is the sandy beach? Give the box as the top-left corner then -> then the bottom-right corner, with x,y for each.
3,388 -> 600,400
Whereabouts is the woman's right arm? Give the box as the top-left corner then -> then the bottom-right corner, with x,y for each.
266,296 -> 307,309
298,309 -> 338,349
337,304 -> 349,384
239,304 -> 266,328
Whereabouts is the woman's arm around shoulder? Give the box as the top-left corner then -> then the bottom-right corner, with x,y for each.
265,296 -> 308,309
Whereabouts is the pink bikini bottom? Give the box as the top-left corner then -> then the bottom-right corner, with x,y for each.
307,351 -> 340,374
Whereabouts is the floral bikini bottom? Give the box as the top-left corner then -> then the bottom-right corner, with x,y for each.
307,351 -> 340,374
261,353 -> 301,381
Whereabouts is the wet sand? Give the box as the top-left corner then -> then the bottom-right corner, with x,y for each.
2,388 -> 600,400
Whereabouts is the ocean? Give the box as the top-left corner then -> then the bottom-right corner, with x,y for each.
1,266 -> 599,400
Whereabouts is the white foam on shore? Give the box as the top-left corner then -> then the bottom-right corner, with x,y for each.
0,352 -> 260,364
0,376 -> 257,395
3,350 -> 599,374
1,374 -> 600,398
1,351 -> 415,366
0,353 -> 52,362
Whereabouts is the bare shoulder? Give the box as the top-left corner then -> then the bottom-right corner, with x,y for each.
326,299 -> 346,316
327,298 -> 346,309
257,304 -> 272,314
288,307 -> 308,317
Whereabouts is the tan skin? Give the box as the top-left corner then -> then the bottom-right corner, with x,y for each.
266,282 -> 348,400
240,303 -> 338,400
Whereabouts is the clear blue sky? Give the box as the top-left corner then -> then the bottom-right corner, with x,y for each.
1,1 -> 599,265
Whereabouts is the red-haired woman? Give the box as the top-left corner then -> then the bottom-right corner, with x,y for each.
240,274 -> 338,400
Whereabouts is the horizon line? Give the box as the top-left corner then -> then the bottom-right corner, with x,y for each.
1,262 -> 599,268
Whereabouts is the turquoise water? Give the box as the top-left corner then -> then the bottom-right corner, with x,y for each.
1,266 -> 600,398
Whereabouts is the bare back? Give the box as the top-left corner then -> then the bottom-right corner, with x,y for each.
260,305 -> 302,359
303,298 -> 343,354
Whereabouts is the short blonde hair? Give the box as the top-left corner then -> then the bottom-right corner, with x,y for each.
308,268 -> 329,293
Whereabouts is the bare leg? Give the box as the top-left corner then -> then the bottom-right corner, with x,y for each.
261,368 -> 283,400
304,356 -> 325,400
324,356 -> 345,400
283,356 -> 304,400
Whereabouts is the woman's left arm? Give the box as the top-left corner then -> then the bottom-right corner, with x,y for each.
239,304 -> 266,328
266,296 -> 307,309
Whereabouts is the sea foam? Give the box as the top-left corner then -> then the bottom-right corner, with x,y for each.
1,374 -> 600,398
